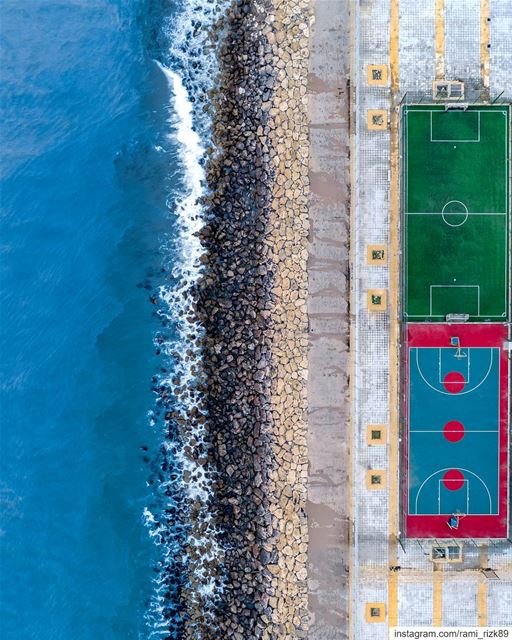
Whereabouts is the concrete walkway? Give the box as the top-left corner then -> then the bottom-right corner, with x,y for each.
306,1 -> 351,638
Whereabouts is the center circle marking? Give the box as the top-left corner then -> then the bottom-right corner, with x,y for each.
443,371 -> 466,393
443,420 -> 465,442
441,200 -> 469,227
442,469 -> 465,491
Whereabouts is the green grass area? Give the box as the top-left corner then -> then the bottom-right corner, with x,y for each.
402,105 -> 510,321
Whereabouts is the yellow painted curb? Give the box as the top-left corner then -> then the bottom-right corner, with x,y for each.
388,0 -> 400,630
435,0 -> 446,79
433,569 -> 443,626
480,0 -> 490,99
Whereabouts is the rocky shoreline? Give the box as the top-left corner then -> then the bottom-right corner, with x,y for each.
192,0 -> 312,637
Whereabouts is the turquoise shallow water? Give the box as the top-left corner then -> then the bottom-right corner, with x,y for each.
0,1 -> 179,637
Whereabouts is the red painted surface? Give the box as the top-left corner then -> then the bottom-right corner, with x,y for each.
443,420 -> 465,442
404,323 -> 510,539
442,371 -> 466,393
442,469 -> 465,490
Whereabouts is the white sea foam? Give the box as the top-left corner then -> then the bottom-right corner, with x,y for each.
144,1 -> 230,635
156,61 -> 206,303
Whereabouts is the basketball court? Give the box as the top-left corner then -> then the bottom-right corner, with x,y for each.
404,323 -> 509,538
402,105 -> 510,322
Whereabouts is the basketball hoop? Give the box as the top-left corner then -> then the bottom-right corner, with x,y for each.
450,336 -> 467,359
447,512 -> 466,530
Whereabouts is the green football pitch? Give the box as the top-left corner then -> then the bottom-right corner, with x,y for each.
402,105 -> 510,321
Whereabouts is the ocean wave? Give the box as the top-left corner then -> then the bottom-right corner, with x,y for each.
160,0 -> 228,140
143,1 -> 230,637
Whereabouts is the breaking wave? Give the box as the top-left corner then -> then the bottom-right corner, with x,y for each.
143,1 -> 230,637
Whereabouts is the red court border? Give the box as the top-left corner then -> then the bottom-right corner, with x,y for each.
403,323 -> 510,538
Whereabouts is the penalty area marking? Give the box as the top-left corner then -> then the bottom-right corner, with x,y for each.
429,284 -> 480,316
430,110 -> 481,142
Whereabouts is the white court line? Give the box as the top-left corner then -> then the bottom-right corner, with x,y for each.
504,108 -> 509,311
437,479 -> 469,515
406,353 -> 504,519
414,346 -> 499,349
438,347 -> 471,384
414,347 -> 494,396
411,429 -> 498,433
405,313 -> 506,318
404,105 -> 510,319
410,108 -> 508,114
505,107 -> 509,219
413,467 -> 494,515
404,211 -> 508,216
403,101 -> 509,489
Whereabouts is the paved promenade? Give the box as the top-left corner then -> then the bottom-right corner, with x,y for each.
306,1 -> 351,638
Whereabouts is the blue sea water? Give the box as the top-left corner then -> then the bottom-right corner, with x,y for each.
0,1 -> 195,637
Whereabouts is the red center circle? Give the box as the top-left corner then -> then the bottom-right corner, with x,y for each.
443,420 -> 465,442
442,469 -> 465,490
443,371 -> 466,393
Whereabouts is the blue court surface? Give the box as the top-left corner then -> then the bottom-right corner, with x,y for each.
404,324 -> 509,538
409,346 -> 499,516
